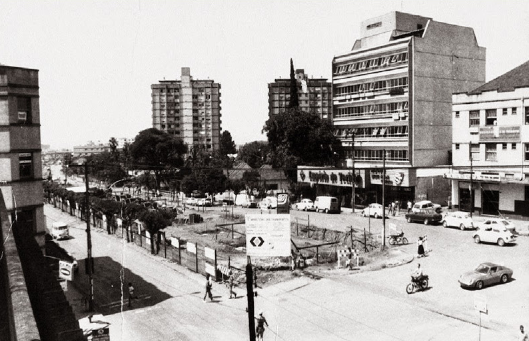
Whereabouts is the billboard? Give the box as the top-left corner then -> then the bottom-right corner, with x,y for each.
245,214 -> 291,257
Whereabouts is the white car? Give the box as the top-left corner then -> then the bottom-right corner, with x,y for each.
442,211 -> 474,230
412,200 -> 442,213
473,222 -> 517,247
293,199 -> 315,211
185,197 -> 198,205
259,197 -> 277,209
362,203 -> 385,218
475,218 -> 517,235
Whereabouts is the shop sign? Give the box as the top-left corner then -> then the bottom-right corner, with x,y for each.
297,168 -> 365,188
370,169 -> 413,186
444,171 -> 500,182
479,126 -> 520,142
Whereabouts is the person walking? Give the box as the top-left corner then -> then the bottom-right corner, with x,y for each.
520,325 -> 528,341
417,237 -> 425,258
407,200 -> 412,214
388,202 -> 393,216
255,310 -> 269,341
128,282 -> 137,307
391,201 -> 396,216
203,275 -> 213,302
228,271 -> 237,299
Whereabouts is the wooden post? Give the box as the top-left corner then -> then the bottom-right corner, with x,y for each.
316,246 -> 319,264
246,256 -> 256,341
232,224 -> 234,239
350,227 -> 354,249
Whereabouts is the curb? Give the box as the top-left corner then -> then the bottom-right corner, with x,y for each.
385,254 -> 414,268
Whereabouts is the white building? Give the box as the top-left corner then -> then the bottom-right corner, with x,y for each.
448,60 -> 529,217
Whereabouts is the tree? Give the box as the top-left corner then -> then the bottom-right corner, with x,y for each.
242,169 -> 260,191
219,130 -> 237,156
139,210 -> 172,254
129,128 -> 188,190
237,141 -> 269,168
262,107 -> 342,182
109,137 -> 119,156
288,58 -> 299,109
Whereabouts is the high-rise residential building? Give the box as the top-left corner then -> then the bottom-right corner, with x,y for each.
0,64 -> 46,247
268,69 -> 332,120
152,67 -> 221,151
448,60 -> 529,217
331,11 -> 485,204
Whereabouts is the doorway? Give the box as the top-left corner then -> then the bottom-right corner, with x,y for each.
482,189 -> 499,215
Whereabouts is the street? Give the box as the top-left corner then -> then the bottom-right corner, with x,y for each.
45,205 -> 528,340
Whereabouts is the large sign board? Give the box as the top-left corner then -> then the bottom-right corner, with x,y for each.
297,167 -> 365,188
276,193 -> 290,214
246,214 -> 291,257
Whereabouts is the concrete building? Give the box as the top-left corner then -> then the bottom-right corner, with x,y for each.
0,64 -> 46,247
448,60 -> 529,218
73,140 -> 111,156
152,67 -> 221,151
331,11 -> 485,205
268,69 -> 332,120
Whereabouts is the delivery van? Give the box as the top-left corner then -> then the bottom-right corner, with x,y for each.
314,196 -> 340,214
51,221 -> 69,240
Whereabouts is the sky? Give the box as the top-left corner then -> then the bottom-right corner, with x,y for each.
1,0 -> 528,150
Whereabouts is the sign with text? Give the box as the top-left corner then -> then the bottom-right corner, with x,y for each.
245,214 -> 291,257
479,125 -> 520,142
276,193 -> 290,214
369,169 -> 415,187
59,260 -> 74,281
297,167 -> 365,188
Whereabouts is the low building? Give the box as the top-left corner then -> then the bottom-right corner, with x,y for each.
73,141 -> 111,156
448,60 -> 529,218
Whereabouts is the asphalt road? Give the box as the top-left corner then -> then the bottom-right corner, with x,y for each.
44,205 -> 528,340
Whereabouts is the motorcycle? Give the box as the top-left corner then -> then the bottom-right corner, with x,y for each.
388,231 -> 408,245
406,275 -> 429,294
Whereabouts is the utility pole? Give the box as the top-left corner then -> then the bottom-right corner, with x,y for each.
382,149 -> 386,250
246,256 -> 256,341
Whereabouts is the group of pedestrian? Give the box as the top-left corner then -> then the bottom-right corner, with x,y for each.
387,201 -> 400,216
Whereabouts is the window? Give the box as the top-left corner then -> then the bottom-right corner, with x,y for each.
502,143 -> 507,150
485,109 -> 497,125
526,107 -> 529,124
525,144 -> 529,161
19,153 -> 33,179
485,144 -> 497,161
455,144 -> 460,150
469,110 -> 480,126
512,107 -> 517,115
502,108 -> 508,115
17,97 -> 32,124
512,143 -> 517,150
455,111 -> 460,118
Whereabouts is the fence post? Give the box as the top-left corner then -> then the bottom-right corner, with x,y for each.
350,227 -> 354,249
364,228 -> 368,253
232,224 -> 234,239
307,215 -> 310,229
316,246 -> 319,264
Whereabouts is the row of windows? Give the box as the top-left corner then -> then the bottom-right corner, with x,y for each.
270,87 -> 330,93
336,125 -> 409,138
335,101 -> 409,118
334,77 -> 408,96
346,149 -> 408,161
334,52 -> 408,76
157,88 -> 217,94
460,107 -> 529,126
455,143 -> 529,162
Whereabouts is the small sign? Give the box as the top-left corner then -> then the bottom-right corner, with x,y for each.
187,242 -> 196,254
204,247 -> 215,260
474,293 -> 488,314
205,262 -> 216,277
246,214 -> 291,257
92,326 -> 110,340
171,237 -> 179,248
59,260 -> 74,281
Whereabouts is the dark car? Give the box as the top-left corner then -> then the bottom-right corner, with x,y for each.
458,262 -> 513,290
405,209 -> 442,225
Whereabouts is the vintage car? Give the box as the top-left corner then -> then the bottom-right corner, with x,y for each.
458,262 -> 513,290
473,223 -> 517,246
475,218 -> 517,235
405,209 -> 442,225
361,203 -> 386,218
442,211 -> 475,230
293,199 -> 315,211
411,200 -> 442,214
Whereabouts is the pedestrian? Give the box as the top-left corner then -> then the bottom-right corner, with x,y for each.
388,202 -> 393,216
228,271 -> 237,299
395,201 -> 400,215
255,310 -> 269,341
520,325 -> 528,341
423,235 -> 430,253
203,274 -> 213,302
391,201 -> 396,216
417,237 -> 425,258
128,282 -> 137,307
407,200 -> 412,214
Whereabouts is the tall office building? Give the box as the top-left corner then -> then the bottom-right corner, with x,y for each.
331,11 -> 485,203
152,67 -> 221,151
0,64 -> 46,247
268,69 -> 332,120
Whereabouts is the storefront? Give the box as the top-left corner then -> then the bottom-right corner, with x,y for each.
367,168 -> 416,205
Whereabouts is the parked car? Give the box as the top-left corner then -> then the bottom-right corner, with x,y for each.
411,200 -> 442,214
405,209 -> 442,225
185,197 -> 198,205
473,223 -> 517,246
442,211 -> 474,230
314,196 -> 340,214
361,203 -> 385,218
475,218 -> 517,235
259,197 -> 277,209
51,221 -> 69,240
293,199 -> 315,211
242,198 -> 258,208
458,262 -> 513,290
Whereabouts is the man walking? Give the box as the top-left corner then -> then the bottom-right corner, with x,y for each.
203,274 -> 213,302
255,310 -> 269,341
128,282 -> 137,307
228,271 -> 237,299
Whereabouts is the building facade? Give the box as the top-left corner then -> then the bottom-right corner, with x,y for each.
152,67 -> 221,151
0,65 -> 46,247
73,141 -> 111,156
331,11 -> 485,204
448,60 -> 529,218
268,69 -> 332,120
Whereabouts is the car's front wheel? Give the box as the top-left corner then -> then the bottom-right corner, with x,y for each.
374,213 -> 379,219
474,235 -> 481,244
460,224 -> 465,231
442,221 -> 448,228
497,238 -> 505,247
424,218 -> 429,225
407,217 -> 412,223
476,281 -> 484,290
500,274 -> 509,284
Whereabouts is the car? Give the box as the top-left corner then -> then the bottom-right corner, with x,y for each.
185,197 -> 198,205
51,221 -> 69,240
293,199 -> 315,211
411,200 -> 442,214
314,196 -> 340,213
259,197 -> 277,210
475,218 -> 517,235
458,262 -> 513,290
361,203 -> 386,218
405,209 -> 443,225
442,211 -> 475,230
242,200 -> 258,208
473,222 -> 517,246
